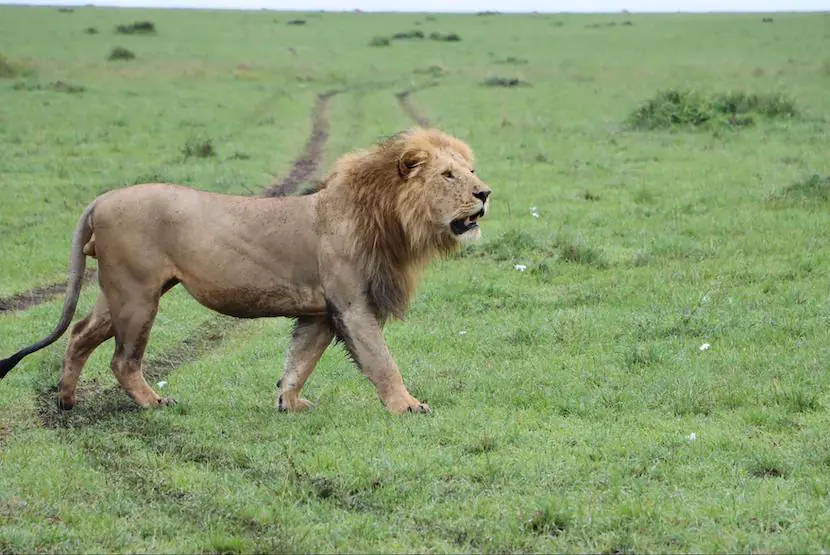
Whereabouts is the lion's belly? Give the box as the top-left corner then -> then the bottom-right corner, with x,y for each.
183,280 -> 327,319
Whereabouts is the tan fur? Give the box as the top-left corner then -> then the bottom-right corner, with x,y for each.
0,128 -> 492,415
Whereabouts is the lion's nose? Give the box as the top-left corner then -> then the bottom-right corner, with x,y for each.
473,190 -> 491,203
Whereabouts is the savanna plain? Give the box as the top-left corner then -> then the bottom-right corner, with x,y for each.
1,6 -> 829,553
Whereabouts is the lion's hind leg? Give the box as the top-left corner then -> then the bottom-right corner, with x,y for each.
58,291 -> 114,410
105,282 -> 172,408
277,316 -> 334,412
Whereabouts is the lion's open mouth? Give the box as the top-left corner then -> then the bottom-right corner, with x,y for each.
450,207 -> 485,235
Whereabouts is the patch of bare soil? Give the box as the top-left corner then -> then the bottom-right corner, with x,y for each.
264,89 -> 340,197
395,83 -> 437,128
0,268 -> 96,314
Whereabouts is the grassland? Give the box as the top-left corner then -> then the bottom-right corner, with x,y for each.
1,6 -> 830,553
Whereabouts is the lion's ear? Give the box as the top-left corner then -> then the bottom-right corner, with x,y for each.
398,149 -> 429,179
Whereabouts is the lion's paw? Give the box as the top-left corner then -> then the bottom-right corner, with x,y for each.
406,402 -> 431,414
57,394 -> 76,411
277,394 -> 313,412
157,397 -> 177,407
387,397 -> 431,415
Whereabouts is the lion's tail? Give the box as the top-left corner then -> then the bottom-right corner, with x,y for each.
0,201 -> 96,379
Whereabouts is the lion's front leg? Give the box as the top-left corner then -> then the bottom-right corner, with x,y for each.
326,301 -> 430,415
277,316 -> 334,412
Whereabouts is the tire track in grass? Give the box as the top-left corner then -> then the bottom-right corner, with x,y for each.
263,89 -> 339,197
395,82 -> 439,128
0,269 -> 96,314
36,89 -> 341,427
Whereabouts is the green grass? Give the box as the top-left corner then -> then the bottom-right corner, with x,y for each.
2,6 -> 830,553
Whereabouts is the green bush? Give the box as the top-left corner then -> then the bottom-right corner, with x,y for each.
482,76 -> 530,88
369,36 -> 390,47
107,46 -> 136,61
628,88 -> 798,130
429,32 -> 461,42
115,21 -> 157,35
391,30 -> 424,40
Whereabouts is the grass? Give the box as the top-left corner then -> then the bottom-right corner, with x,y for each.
0,53 -> 33,79
1,6 -> 830,553
771,172 -> 830,205
181,137 -> 216,159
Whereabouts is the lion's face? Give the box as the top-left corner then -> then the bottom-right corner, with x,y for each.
398,138 -> 492,243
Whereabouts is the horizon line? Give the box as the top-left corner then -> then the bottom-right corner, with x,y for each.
0,2 -> 827,13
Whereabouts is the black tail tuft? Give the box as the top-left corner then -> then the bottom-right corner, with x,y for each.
0,353 -> 24,379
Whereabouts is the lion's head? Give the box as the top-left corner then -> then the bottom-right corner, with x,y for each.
394,128 -> 491,245
326,128 -> 492,247
320,128 -> 492,320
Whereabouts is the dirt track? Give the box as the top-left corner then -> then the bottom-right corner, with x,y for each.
0,269 -> 97,314
395,84 -> 436,127
263,89 -> 339,197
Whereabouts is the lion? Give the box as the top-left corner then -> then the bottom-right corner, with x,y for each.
0,128 -> 492,415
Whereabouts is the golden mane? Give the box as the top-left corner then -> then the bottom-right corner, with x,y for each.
323,128 -> 474,321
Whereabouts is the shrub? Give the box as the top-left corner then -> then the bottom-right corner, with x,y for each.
711,91 -> 797,118
369,36 -> 390,47
627,88 -> 797,130
115,21 -> 156,35
391,30 -> 424,40
84,26 -> 98,34
429,32 -> 461,42
107,46 -> 135,61
627,89 -> 713,129
482,76 -> 530,88
287,19 -> 307,25
495,56 -> 528,65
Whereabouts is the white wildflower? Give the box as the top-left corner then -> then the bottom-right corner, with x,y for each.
530,206 -> 540,218
687,432 -> 697,441
157,381 -> 168,388
699,343 -> 711,351
459,330 -> 467,336
514,264 -> 527,272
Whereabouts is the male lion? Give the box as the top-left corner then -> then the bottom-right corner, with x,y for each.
0,128 -> 491,415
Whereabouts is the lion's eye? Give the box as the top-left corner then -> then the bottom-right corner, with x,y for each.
470,169 -> 475,174
442,170 -> 455,179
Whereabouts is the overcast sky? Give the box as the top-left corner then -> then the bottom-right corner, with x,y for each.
3,0 -> 828,11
